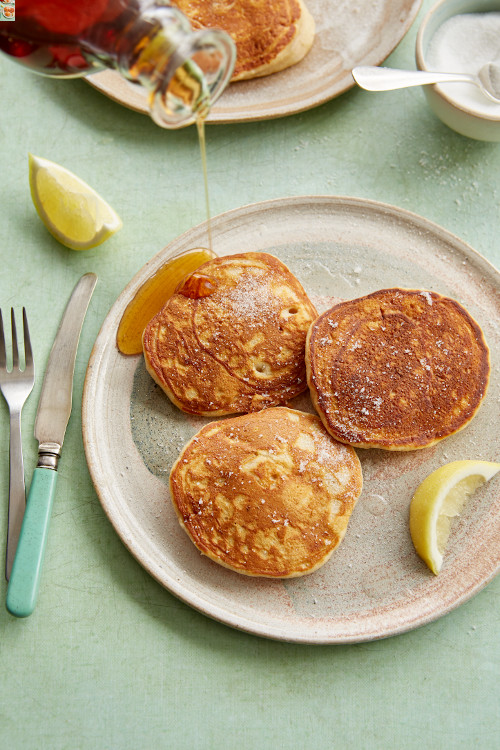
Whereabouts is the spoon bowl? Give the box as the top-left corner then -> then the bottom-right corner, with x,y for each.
477,62 -> 500,102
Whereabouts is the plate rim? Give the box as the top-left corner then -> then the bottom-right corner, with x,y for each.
86,0 -> 423,124
83,194 -> 500,644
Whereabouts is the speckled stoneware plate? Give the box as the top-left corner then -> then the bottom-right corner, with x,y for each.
86,0 -> 422,123
83,196 -> 500,643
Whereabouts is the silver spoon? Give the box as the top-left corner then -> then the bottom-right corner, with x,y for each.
352,63 -> 500,103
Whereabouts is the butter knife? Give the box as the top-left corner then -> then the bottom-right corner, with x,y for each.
6,273 -> 97,617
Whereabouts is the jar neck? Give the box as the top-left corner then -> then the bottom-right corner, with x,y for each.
112,5 -> 236,128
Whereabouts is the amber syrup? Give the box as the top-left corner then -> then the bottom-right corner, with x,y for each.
196,113 -> 213,254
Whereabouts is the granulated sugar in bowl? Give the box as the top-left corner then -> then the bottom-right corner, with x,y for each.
416,0 -> 500,141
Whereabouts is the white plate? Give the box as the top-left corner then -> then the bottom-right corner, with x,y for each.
87,0 -> 422,123
83,196 -> 500,643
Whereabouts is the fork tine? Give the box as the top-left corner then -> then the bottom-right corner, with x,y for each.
22,308 -> 33,373
11,308 -> 19,370
0,310 -> 5,368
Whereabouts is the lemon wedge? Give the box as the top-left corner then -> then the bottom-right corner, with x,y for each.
410,460 -> 500,575
29,154 -> 122,251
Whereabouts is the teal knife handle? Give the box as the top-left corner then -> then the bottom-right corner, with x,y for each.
6,467 -> 58,618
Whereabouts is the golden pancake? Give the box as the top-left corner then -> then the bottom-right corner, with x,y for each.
170,407 -> 363,577
306,288 -> 490,451
172,0 -> 315,80
143,252 -> 317,416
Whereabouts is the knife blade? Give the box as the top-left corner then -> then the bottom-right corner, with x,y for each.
6,273 -> 97,617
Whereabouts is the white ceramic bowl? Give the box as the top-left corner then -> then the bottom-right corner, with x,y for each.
416,0 -> 500,141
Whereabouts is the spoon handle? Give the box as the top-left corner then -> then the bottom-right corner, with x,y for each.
352,66 -> 472,92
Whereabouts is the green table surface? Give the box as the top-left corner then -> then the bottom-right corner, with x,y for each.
1,2 -> 499,747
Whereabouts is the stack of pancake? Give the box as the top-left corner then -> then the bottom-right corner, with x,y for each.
143,252 -> 317,415
171,0 -> 316,80
142,253 -> 490,577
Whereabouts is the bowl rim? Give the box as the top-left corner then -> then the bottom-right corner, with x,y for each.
416,0 -> 500,122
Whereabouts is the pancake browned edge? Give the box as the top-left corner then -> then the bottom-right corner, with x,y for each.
170,407 -> 363,577
172,0 -> 315,81
143,252 -> 317,416
306,288 -> 490,451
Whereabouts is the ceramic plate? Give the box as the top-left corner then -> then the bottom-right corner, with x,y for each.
86,0 -> 422,123
83,196 -> 500,643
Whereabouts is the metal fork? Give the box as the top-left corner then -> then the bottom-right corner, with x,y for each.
0,309 -> 35,580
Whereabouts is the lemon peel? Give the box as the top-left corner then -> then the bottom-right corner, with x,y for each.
409,460 -> 500,575
29,153 -> 122,251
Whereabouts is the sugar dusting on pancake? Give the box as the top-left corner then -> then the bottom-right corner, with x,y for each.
170,407 -> 363,577
143,252 -> 317,416
306,288 -> 490,450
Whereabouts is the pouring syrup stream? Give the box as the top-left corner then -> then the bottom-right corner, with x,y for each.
116,112 -> 216,355
196,113 -> 213,253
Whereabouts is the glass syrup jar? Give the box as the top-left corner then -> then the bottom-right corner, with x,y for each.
0,0 -> 236,128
